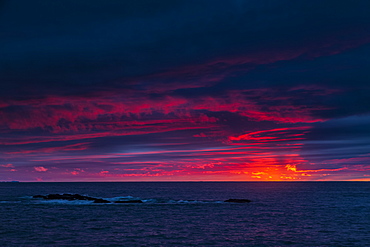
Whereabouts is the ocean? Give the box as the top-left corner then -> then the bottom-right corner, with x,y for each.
0,182 -> 369,246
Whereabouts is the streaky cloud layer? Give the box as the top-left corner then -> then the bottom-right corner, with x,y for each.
1,0 -> 370,181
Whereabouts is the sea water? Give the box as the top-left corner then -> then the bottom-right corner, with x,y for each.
0,182 -> 369,246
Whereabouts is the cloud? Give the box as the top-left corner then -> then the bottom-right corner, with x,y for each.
229,126 -> 312,142
0,164 -> 14,168
1,1 -> 370,181
0,86 -> 330,137
6,142 -> 91,154
34,166 -> 48,172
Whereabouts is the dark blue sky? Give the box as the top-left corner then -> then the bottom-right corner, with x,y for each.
1,0 -> 370,181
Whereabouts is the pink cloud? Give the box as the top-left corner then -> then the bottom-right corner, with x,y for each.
0,163 -> 14,168
34,166 -> 48,172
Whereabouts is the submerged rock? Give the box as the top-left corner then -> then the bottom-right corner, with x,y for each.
33,195 -> 47,199
93,198 -> 111,203
114,200 -> 143,203
32,193 -> 110,203
32,193 -> 146,204
224,199 -> 252,203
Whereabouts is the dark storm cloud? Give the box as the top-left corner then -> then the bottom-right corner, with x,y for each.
2,0 -> 369,93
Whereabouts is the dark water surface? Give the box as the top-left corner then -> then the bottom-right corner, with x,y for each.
0,182 -> 369,246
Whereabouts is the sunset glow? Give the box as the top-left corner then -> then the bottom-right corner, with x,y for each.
1,1 -> 370,182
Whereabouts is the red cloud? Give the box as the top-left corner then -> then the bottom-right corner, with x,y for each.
0,86 -> 328,137
229,126 -> 312,142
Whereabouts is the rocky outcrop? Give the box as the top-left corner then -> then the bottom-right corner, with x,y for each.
224,199 -> 252,203
114,200 -> 143,203
32,193 -> 110,203
93,198 -> 111,203
33,195 -> 47,199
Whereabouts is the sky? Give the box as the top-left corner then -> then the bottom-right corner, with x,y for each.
1,0 -> 370,182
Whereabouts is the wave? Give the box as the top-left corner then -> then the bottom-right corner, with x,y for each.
20,194 -> 227,205
2,194 -> 250,205
103,196 -> 224,204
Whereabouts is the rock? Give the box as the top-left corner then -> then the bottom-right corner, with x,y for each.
114,200 -> 143,203
33,193 -> 110,203
93,199 -> 111,203
45,194 -> 66,200
33,195 -> 46,199
45,194 -> 81,200
33,194 -> 146,204
224,199 -> 251,203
